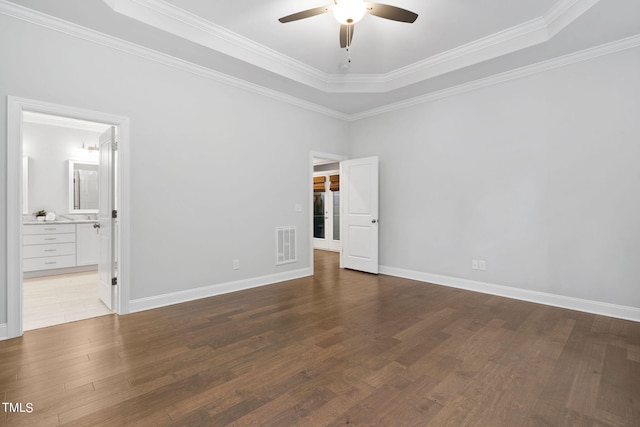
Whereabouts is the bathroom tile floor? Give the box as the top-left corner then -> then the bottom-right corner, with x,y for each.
23,271 -> 113,331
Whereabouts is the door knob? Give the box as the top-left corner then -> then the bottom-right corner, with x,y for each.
372,219 -> 378,224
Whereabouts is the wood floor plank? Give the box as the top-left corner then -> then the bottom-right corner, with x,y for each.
596,344 -> 637,422
424,393 -> 478,426
1,250 -> 639,426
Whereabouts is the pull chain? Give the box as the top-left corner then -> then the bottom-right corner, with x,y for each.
347,25 -> 352,64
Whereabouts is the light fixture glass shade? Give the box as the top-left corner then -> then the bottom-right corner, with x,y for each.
333,0 -> 366,25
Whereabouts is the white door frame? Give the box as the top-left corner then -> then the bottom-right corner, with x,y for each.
309,151 -> 347,275
6,96 -> 131,339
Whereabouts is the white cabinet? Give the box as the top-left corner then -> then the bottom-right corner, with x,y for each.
23,224 -> 76,272
76,223 -> 99,266
23,222 -> 99,273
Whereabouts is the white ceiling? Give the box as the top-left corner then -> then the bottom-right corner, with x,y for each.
6,0 -> 640,116
161,0 -> 558,75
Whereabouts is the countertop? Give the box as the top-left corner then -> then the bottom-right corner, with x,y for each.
23,215 -> 99,225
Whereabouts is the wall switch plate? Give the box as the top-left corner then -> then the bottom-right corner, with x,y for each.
478,260 -> 486,271
472,259 -> 479,270
233,259 -> 240,270
294,203 -> 302,212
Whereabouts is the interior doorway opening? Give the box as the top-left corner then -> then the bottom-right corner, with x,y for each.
21,112 -> 115,330
313,160 -> 341,252
310,152 -> 347,275
6,96 -> 130,339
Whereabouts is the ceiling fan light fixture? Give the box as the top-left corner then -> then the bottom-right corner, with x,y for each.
333,0 -> 366,25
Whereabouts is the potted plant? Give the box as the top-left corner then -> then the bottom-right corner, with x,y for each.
34,209 -> 47,222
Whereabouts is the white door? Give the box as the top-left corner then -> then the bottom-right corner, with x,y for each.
98,127 -> 116,310
340,156 -> 379,274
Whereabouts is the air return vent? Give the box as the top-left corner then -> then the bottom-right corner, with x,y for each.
276,226 -> 297,265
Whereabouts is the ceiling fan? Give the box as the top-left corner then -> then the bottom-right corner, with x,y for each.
278,0 -> 418,49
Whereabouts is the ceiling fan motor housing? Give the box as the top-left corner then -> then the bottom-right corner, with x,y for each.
333,0 -> 366,25
278,1 -> 418,51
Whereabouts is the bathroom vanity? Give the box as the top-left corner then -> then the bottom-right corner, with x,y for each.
23,215 -> 100,277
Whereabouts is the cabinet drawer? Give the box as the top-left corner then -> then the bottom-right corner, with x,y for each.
24,233 -> 76,245
23,243 -> 76,259
24,224 -> 75,235
24,255 -> 76,272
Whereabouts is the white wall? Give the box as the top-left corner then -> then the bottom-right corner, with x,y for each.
349,47 -> 640,309
2,8 -> 638,329
0,12 -> 348,323
23,122 -> 101,215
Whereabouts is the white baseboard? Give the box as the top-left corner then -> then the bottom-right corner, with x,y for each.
0,323 -> 8,341
380,266 -> 640,322
129,268 -> 312,313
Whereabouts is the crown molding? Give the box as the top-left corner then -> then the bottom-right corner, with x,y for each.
544,0 -> 601,37
104,0 -> 330,90
370,17 -> 549,92
102,0 -> 600,93
331,0 -> 601,92
348,34 -> 640,121
1,0 -> 636,122
0,0 -> 602,95
0,0 -> 349,120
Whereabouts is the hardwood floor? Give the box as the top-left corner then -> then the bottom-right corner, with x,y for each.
1,250 -> 639,426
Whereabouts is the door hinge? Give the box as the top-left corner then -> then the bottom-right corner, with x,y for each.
112,277 -> 117,286
112,210 -> 118,219
112,141 -> 118,151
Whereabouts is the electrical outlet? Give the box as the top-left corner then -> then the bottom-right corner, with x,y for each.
472,259 -> 479,270
478,260 -> 486,271
233,259 -> 240,270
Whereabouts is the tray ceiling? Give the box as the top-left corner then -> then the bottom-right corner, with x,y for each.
159,0 -> 559,75
4,0 -> 640,116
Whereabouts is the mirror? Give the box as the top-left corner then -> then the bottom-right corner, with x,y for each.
69,160 -> 99,213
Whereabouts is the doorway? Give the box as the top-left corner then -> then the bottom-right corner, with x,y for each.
313,168 -> 341,252
21,111 -> 113,330
310,152 -> 347,274
309,153 -> 379,275
6,96 -> 130,339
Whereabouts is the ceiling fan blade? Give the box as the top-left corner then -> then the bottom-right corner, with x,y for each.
278,6 -> 330,23
339,24 -> 354,48
364,3 -> 418,23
